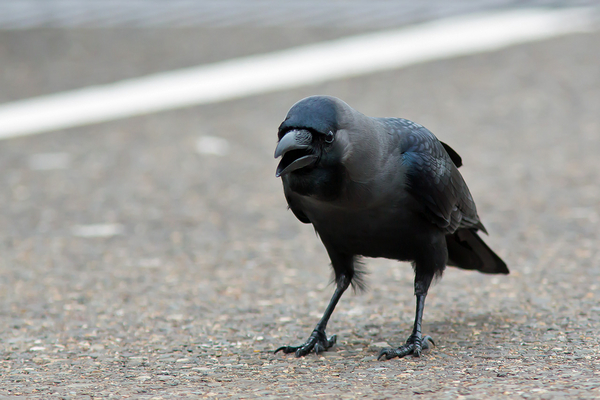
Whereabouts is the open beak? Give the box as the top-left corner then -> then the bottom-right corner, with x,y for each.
274,129 -> 318,177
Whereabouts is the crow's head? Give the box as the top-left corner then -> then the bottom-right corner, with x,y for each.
275,96 -> 380,200
275,96 -> 348,178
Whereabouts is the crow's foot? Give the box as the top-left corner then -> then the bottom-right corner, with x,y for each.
275,329 -> 336,357
377,335 -> 434,360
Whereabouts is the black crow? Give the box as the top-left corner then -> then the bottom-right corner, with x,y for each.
274,95 -> 508,360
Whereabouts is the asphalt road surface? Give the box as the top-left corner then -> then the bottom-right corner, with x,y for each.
1,13 -> 600,400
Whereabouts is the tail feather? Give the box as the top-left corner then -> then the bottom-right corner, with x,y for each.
446,229 -> 509,274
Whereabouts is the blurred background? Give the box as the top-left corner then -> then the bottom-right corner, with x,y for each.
0,0 -> 599,398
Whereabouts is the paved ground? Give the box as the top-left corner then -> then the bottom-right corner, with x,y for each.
1,16 -> 600,400
1,0 -> 597,29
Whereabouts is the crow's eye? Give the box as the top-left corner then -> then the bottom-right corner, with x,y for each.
325,131 -> 334,144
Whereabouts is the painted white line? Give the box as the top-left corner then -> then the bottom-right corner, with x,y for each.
196,136 -> 230,156
28,152 -> 71,170
71,223 -> 124,238
0,8 -> 595,140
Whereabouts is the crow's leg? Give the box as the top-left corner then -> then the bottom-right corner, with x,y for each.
275,274 -> 350,357
378,273 -> 435,360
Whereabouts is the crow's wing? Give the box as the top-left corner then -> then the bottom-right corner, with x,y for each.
386,119 -> 484,234
440,141 -> 462,168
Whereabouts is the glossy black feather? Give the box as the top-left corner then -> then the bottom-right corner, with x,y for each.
276,96 -> 508,281
440,141 -> 462,168
383,118 -> 480,234
274,96 -> 508,359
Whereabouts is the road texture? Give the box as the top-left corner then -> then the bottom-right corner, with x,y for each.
1,18 -> 600,400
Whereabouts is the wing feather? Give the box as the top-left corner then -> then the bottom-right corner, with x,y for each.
385,119 -> 483,234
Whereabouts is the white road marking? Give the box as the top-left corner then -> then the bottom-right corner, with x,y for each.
137,258 -> 162,268
0,8 -> 595,140
28,152 -> 71,170
569,207 -> 599,223
196,136 -> 230,156
71,224 -> 124,238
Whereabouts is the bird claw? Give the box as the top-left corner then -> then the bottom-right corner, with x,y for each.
377,334 -> 435,360
275,329 -> 336,357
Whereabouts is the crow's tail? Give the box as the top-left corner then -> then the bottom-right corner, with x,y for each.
446,229 -> 509,274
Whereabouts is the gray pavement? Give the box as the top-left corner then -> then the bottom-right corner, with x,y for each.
1,20 -> 600,400
0,0 -> 597,29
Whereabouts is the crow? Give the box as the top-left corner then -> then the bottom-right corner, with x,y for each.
273,95 -> 508,360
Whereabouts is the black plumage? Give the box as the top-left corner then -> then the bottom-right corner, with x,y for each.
274,95 -> 508,360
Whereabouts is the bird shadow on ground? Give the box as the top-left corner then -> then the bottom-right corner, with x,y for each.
364,310 -> 525,355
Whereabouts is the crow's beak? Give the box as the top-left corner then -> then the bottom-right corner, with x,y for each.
275,129 -> 318,177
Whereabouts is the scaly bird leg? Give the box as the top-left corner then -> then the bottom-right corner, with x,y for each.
378,274 -> 435,360
275,275 -> 350,357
